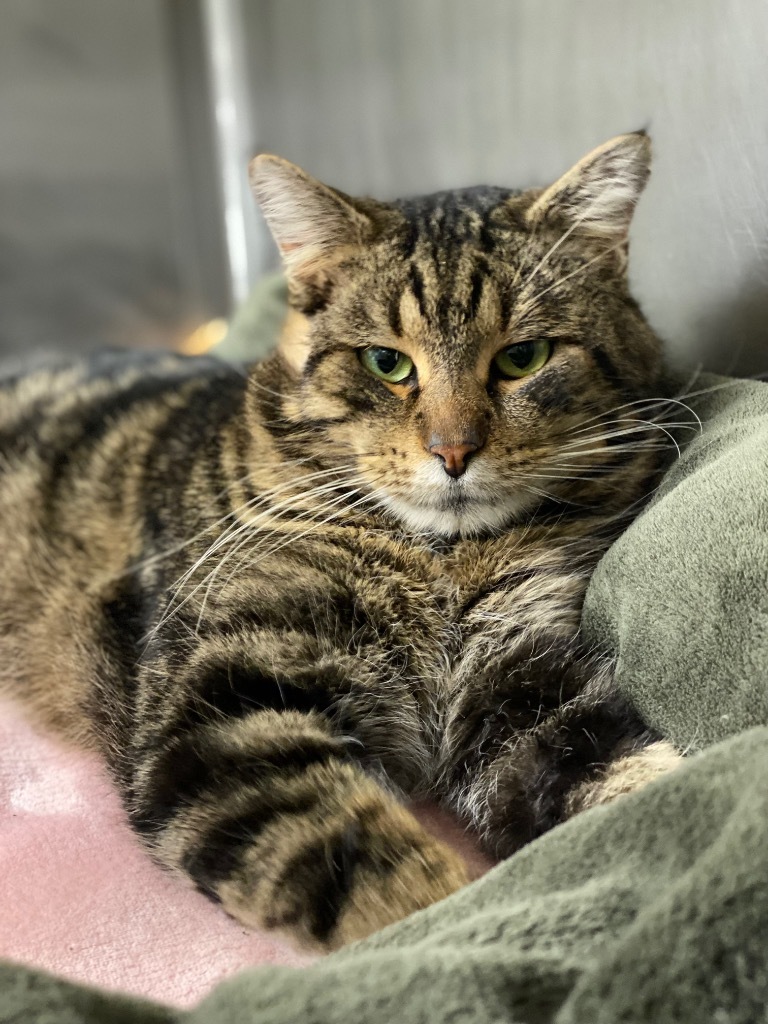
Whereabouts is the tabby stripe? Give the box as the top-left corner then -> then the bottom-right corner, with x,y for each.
83,350 -> 206,382
458,564 -> 562,617
137,376 -> 245,541
408,264 -> 427,319
155,643 -> 369,752
519,368 -> 574,413
302,346 -> 335,378
261,413 -> 352,443
193,653 -> 361,723
266,825 -> 368,940
267,810 -> 415,940
36,376 -> 192,530
387,293 -> 403,337
478,219 -> 496,253
331,384 -> 378,415
301,279 -> 333,317
91,572 -> 149,729
456,679 -> 657,856
226,414 -> 262,510
6,373 -> 170,474
0,408 -> 51,454
398,219 -> 419,259
527,693 -> 657,837
250,380 -> 289,429
41,365 -> 241,522
195,586 -> 371,640
435,290 -> 453,333
180,789 -> 318,895
132,731 -> 343,833
589,344 -> 623,388
185,804 -> 371,943
498,285 -> 513,331
468,267 -> 486,322
447,637 -> 596,777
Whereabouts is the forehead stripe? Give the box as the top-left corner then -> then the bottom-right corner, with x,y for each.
408,264 -> 428,319
468,268 -> 486,322
498,286 -> 514,331
387,293 -> 403,337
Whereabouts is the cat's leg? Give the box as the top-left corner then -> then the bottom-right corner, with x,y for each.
562,736 -> 680,815
440,644 -> 681,859
121,634 -> 468,951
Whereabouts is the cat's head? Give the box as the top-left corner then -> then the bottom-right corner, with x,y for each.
249,133 -> 667,538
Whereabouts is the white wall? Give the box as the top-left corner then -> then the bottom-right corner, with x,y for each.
2,0 -> 767,375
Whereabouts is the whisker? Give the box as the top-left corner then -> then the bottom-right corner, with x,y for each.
231,484 -> 388,578
148,470 -> 366,639
247,375 -> 288,402
564,419 -> 698,443
515,242 -> 624,317
516,213 -> 590,294
563,390 -> 704,436
194,479 -> 370,626
166,468 -> 356,593
122,454 -> 328,577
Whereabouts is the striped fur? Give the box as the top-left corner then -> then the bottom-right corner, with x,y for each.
0,134 -> 681,950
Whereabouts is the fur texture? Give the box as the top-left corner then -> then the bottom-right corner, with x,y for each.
0,133 -> 681,950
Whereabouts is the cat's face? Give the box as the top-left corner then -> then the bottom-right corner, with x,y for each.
251,134 -> 666,538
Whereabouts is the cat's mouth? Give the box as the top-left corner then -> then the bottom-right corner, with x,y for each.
380,489 -> 537,538
378,461 -> 541,538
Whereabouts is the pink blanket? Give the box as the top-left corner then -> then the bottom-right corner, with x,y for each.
0,700 -> 491,1007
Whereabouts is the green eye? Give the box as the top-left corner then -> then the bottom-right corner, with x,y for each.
360,346 -> 414,383
493,339 -> 552,379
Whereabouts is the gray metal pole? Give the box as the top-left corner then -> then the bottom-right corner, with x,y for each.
200,0 -> 271,309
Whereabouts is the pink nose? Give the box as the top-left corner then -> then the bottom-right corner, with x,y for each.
428,442 -> 479,478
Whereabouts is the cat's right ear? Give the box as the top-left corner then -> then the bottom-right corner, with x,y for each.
249,155 -> 374,310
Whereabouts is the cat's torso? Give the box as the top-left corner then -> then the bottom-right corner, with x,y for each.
0,355 -> 599,789
0,344 -> 672,949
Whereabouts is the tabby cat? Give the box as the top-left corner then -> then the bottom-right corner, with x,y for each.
0,132 -> 680,951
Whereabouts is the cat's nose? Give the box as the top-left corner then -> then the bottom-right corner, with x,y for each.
428,440 -> 479,478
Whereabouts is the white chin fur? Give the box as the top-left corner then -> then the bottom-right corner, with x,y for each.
379,460 -> 540,539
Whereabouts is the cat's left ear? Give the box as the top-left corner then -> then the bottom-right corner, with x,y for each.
525,132 -> 651,251
249,155 -> 375,309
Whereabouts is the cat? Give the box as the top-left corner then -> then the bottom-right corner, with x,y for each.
0,132 -> 681,951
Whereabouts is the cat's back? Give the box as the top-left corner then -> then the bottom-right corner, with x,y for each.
0,349 -> 247,580
0,349 -> 251,580
0,350 -> 245,463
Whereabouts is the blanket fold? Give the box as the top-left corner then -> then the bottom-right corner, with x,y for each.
583,374 -> 768,750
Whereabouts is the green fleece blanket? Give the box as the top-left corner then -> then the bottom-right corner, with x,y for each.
2,373 -> 767,1023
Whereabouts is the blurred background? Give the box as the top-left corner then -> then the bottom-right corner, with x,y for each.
1,0 -> 767,374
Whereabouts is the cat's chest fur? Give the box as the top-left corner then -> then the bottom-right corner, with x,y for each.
240,522 -> 598,791
285,522 -> 594,683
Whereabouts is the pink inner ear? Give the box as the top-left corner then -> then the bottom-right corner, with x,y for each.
279,241 -> 303,254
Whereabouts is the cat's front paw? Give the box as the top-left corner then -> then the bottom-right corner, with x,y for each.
215,793 -> 470,951
329,823 -> 470,949
566,738 -> 682,814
